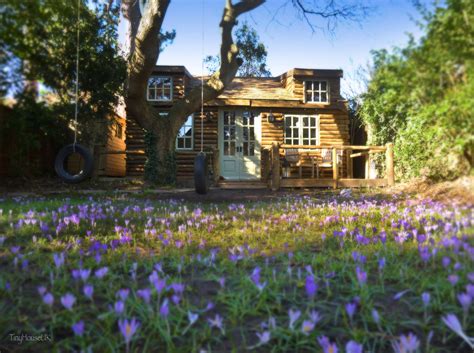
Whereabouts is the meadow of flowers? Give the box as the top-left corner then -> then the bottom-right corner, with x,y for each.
0,191 -> 473,352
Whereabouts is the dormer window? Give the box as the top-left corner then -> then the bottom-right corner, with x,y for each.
305,80 -> 328,103
147,76 -> 173,101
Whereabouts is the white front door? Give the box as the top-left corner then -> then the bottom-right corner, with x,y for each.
219,110 -> 261,180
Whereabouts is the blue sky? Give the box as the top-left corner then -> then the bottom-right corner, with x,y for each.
119,0 -> 426,96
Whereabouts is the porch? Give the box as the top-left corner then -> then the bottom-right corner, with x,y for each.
212,143 -> 394,190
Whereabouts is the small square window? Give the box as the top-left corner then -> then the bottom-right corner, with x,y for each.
147,76 -> 173,101
305,80 -> 329,103
176,115 -> 193,150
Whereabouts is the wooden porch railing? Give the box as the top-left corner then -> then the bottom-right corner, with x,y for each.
267,143 -> 394,190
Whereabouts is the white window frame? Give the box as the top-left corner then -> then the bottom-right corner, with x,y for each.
176,114 -> 194,150
147,76 -> 173,102
304,80 -> 329,103
284,115 -> 320,146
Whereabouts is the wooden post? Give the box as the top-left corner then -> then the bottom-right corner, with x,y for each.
271,142 -> 280,191
332,146 -> 338,189
385,142 -> 394,186
346,149 -> 353,178
365,153 -> 369,179
210,146 -> 220,185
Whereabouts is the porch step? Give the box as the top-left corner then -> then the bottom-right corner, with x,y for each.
218,180 -> 268,189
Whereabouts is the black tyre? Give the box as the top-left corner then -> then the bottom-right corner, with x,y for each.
54,144 -> 94,184
194,152 -> 209,194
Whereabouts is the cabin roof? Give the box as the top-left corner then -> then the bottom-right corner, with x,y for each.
217,77 -> 299,101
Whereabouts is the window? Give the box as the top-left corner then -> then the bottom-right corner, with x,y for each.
114,121 -> 123,139
284,115 -> 318,146
305,80 -> 328,103
147,76 -> 173,101
176,115 -> 193,150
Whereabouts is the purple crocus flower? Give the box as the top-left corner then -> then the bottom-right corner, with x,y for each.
118,317 -> 140,346
301,320 -> 315,335
53,253 -> 65,268
318,336 -> 338,353
43,292 -> 54,306
448,274 -> 459,286
256,331 -> 271,345
305,275 -> 317,298
95,267 -> 108,279
37,286 -> 47,296
345,302 -> 357,320
371,309 -> 380,325
346,340 -> 363,353
117,288 -> 130,301
466,284 -> 474,298
250,267 -> 261,285
160,299 -> 169,318
79,269 -> 91,282
457,292 -> 471,313
61,293 -> 76,310
137,288 -> 151,304
421,292 -> 430,307
72,320 -> 84,336
356,267 -> 367,285
393,333 -> 420,353
83,284 -> 94,300
115,300 -> 125,315
208,313 -> 224,333
288,309 -> 301,330
188,311 -> 199,325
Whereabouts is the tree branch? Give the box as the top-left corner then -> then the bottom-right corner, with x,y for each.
291,0 -> 371,33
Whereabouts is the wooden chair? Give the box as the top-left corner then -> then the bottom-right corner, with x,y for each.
316,148 -> 343,178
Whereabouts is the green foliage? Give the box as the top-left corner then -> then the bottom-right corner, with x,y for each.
205,21 -> 271,77
144,131 -> 176,185
359,0 -> 474,180
2,93 -> 68,176
0,0 -> 126,146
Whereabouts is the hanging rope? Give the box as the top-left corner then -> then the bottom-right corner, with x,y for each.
200,0 -> 205,153
73,0 -> 81,152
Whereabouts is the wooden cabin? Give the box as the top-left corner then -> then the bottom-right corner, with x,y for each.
125,65 -> 394,188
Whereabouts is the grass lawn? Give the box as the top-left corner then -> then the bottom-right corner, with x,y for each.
0,191 -> 472,352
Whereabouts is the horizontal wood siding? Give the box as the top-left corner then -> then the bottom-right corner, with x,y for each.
102,117 -> 126,177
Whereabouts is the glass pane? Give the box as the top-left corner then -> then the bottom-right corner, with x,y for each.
243,127 -> 248,141
294,117 -> 299,125
230,141 -> 235,155
185,139 -> 192,149
303,139 -> 309,145
224,126 -> 229,139
224,142 -> 229,155
285,139 -> 291,144
321,93 -> 327,102
249,127 -> 255,140
249,115 -> 254,125
243,142 -> 248,156
230,114 -> 235,125
303,117 -> 309,126
285,128 -> 292,137
303,129 -> 308,138
310,140 -> 316,145
224,113 -> 229,125
321,81 -> 327,90
177,139 -> 184,149
294,128 -> 299,138
306,92 -> 313,102
311,129 -> 316,138
285,116 -> 291,126
242,115 -> 248,125
249,142 -> 255,156
230,126 -> 235,139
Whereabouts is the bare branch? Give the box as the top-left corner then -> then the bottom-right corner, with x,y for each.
291,0 -> 371,33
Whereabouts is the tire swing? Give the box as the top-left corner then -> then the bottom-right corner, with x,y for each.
54,0 -> 94,184
194,0 -> 209,195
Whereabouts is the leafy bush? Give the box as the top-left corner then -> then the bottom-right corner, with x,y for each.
359,0 -> 474,180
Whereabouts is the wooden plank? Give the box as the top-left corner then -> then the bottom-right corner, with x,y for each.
271,142 -> 280,191
280,178 -> 388,188
332,147 -> 338,189
386,142 -> 394,186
